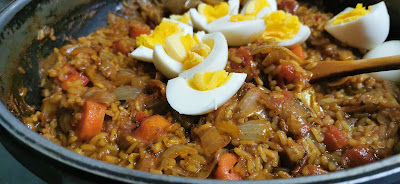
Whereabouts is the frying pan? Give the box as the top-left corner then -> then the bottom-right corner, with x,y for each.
0,0 -> 399,183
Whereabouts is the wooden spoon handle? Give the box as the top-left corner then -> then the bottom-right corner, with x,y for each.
310,55 -> 400,82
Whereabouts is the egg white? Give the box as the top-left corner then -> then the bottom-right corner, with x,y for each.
240,0 -> 278,18
153,32 -> 228,79
130,18 -> 194,62
363,40 -> 400,82
325,2 -> 390,50
130,46 -> 153,63
189,0 -> 240,31
207,15 -> 310,47
207,16 -> 266,46
166,73 -> 247,115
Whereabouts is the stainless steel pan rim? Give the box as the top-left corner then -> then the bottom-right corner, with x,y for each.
1,0 -> 400,183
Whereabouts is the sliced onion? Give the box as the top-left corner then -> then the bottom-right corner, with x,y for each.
238,120 -> 271,142
83,87 -> 117,105
159,145 -> 198,169
200,126 -> 230,156
234,87 -> 263,119
113,85 -> 141,100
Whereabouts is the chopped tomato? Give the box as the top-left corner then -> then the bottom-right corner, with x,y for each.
215,153 -> 241,180
60,64 -> 89,90
268,91 -> 293,110
305,165 -> 328,175
135,111 -> 148,122
112,39 -> 135,54
279,62 -> 297,82
278,0 -> 300,14
129,22 -> 151,39
75,100 -> 107,140
132,115 -> 172,142
344,145 -> 378,167
324,125 -> 348,151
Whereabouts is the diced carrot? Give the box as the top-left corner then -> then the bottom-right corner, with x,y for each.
344,145 -> 378,167
60,64 -> 89,90
75,100 -> 107,140
215,153 -> 241,180
132,115 -> 172,142
129,23 -> 151,39
324,125 -> 348,152
289,45 -> 306,59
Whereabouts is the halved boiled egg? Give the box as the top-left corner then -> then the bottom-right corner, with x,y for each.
130,18 -> 193,62
166,70 -> 247,115
189,0 -> 240,31
240,0 -> 277,18
207,10 -> 310,47
325,2 -> 389,50
153,32 -> 228,79
207,16 -> 265,46
363,41 -> 400,82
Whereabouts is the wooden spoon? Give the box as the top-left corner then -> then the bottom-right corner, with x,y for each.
310,55 -> 400,83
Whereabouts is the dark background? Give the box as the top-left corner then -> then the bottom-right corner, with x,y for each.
0,1 -> 44,184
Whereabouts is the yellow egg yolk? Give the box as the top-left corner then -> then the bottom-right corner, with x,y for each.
188,70 -> 232,91
136,21 -> 181,49
243,0 -> 271,16
230,14 -> 257,22
331,3 -> 371,25
170,13 -> 191,24
198,2 -> 230,23
164,33 -> 212,70
262,11 -> 301,42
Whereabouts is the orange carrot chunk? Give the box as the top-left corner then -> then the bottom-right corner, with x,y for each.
215,153 -> 241,180
60,63 -> 89,90
324,125 -> 348,152
75,100 -> 107,140
290,45 -> 306,59
132,115 -> 172,142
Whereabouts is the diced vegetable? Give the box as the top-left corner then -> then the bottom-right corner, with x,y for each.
238,120 -> 271,142
132,115 -> 172,142
129,22 -> 151,39
75,100 -> 107,140
199,126 -> 230,156
113,85 -> 141,101
324,125 -> 348,151
215,153 -> 241,180
305,165 -> 328,175
278,0 -> 300,14
279,62 -> 296,82
289,45 -> 306,59
112,39 -> 135,54
60,63 -> 89,90
233,87 -> 263,119
82,87 -> 117,106
159,144 -> 198,169
229,47 -> 253,69
135,111 -> 148,122
344,145 -> 378,167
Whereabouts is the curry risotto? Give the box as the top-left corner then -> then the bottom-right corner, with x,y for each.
19,0 -> 400,180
